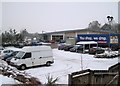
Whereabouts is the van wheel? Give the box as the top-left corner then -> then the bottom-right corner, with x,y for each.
20,64 -> 26,70
46,62 -> 51,66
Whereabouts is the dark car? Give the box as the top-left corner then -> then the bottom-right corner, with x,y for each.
3,51 -> 19,63
58,43 -> 67,50
64,45 -> 74,51
70,45 -> 82,52
76,46 -> 84,53
0,46 -> 4,55
89,47 -> 105,55
111,45 -> 120,51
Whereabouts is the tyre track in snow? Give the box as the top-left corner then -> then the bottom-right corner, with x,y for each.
25,58 -> 73,83
36,63 -> 72,78
29,63 -> 73,84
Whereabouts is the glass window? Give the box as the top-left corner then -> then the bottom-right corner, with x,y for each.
90,44 -> 97,48
85,44 -> 89,49
3,50 -> 13,53
3,50 -> 9,53
15,51 -> 25,59
11,51 -> 19,56
22,52 -> 31,59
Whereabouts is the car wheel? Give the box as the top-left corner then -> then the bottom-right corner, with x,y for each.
20,64 -> 26,70
46,62 -> 51,66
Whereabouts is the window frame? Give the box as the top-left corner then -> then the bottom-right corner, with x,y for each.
22,52 -> 31,59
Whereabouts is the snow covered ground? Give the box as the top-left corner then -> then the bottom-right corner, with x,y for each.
0,48 -> 118,84
24,49 -> 118,84
0,75 -> 20,85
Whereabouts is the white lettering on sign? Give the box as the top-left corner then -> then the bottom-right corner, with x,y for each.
85,37 -> 92,40
79,37 -> 84,40
79,36 -> 107,41
99,37 -> 106,40
93,37 -> 98,40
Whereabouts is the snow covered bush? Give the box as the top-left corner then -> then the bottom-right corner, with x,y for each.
94,50 -> 119,58
0,60 -> 41,85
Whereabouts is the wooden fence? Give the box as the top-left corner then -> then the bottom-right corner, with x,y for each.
68,69 -> 119,86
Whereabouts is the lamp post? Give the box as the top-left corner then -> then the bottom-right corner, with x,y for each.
42,30 -> 45,41
107,16 -> 113,49
81,53 -> 83,70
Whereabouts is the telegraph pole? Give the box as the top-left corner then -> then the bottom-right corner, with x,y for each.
107,15 -> 113,49
81,53 -> 83,70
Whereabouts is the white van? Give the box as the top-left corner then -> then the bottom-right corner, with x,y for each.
10,46 -> 54,70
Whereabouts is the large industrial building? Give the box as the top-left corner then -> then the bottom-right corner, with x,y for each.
42,28 -> 107,42
41,28 -> 120,47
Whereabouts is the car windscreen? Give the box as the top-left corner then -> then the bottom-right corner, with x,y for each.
14,51 -> 25,59
73,46 -> 79,49
11,51 -> 19,56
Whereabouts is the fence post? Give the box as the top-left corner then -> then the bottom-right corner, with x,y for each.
118,50 -> 120,86
68,74 -> 72,86
88,70 -> 93,86
118,67 -> 120,86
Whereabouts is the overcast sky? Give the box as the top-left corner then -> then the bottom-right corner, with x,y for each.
1,1 -> 118,33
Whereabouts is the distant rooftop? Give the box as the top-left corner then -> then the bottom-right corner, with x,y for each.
40,28 -> 109,35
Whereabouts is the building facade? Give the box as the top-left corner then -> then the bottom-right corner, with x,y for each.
41,28 -> 120,47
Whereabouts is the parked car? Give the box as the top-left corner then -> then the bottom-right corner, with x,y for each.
94,50 -> 118,58
49,40 -> 55,43
0,49 -> 14,59
0,46 -> 4,54
0,47 -> 21,60
64,45 -> 74,51
76,46 -> 84,53
59,40 -> 65,44
3,51 -> 19,64
70,45 -> 82,52
10,46 -> 54,70
58,43 -> 67,50
0,46 -> 4,50
89,47 -> 105,55
111,45 -> 120,51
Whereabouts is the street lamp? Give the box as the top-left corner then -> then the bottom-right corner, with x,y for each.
107,15 -> 113,49
107,16 -> 113,24
42,30 -> 46,41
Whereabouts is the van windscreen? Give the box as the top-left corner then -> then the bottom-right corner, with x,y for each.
15,51 -> 25,59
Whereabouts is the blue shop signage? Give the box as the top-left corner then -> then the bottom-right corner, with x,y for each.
77,34 -> 109,44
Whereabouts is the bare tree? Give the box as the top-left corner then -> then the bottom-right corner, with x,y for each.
88,21 -> 101,30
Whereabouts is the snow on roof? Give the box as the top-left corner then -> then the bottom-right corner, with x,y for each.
4,47 -> 22,51
76,41 -> 97,45
22,45 -> 51,52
